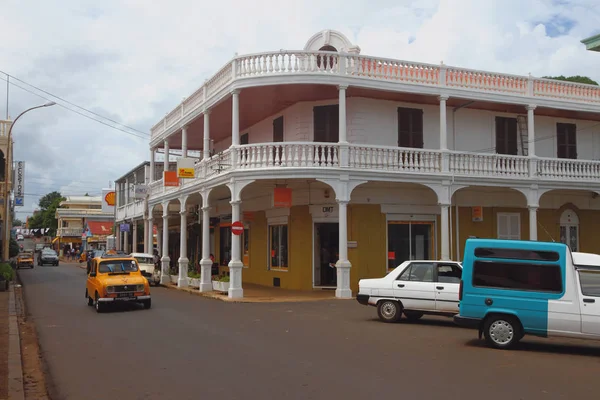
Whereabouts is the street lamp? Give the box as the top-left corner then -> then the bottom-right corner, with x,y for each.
3,101 -> 56,261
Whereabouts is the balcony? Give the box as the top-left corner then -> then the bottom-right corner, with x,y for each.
116,200 -> 147,221
151,51 -> 600,144
57,228 -> 83,237
147,142 -> 600,200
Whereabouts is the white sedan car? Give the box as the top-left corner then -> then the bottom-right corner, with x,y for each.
356,260 -> 462,323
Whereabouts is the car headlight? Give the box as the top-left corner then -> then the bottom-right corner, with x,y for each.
106,286 -> 115,293
136,284 -> 144,292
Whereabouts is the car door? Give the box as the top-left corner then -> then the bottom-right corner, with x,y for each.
393,262 -> 436,311
577,269 -> 600,336
87,260 -> 98,297
434,263 -> 462,312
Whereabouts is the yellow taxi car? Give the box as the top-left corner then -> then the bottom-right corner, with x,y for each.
85,254 -> 151,313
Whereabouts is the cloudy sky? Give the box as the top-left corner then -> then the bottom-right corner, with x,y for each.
1,0 -> 599,221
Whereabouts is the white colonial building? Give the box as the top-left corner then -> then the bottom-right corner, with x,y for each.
143,29 -> 600,299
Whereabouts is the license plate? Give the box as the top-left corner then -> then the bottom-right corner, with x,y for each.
117,292 -> 134,298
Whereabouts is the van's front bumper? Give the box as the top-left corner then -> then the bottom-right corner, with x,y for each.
453,315 -> 482,329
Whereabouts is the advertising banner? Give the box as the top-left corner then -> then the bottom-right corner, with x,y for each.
14,161 -> 24,207
177,157 -> 195,178
102,188 -> 116,213
134,184 -> 148,199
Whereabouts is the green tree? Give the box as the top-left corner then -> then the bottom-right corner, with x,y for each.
542,75 -> 599,86
12,218 -> 22,227
27,191 -> 64,237
9,238 -> 19,258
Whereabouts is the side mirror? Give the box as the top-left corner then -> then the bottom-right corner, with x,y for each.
89,272 -> 97,277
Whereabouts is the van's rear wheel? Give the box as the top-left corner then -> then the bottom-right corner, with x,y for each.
377,300 -> 402,323
483,315 -> 522,349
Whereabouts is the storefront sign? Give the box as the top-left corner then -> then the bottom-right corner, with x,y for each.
102,188 -> 115,213
348,241 -> 357,248
472,206 -> 483,222
177,157 -> 195,178
134,184 -> 148,199
273,187 -> 292,208
120,223 -> 130,232
14,161 -> 24,207
163,171 -> 179,186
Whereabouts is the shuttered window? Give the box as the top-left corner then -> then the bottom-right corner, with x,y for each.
557,123 -> 577,159
313,105 -> 339,142
240,133 -> 249,145
273,116 -> 284,142
397,107 -> 423,148
495,117 -> 518,155
497,213 -> 520,240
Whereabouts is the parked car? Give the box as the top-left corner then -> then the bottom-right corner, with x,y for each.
85,254 -> 151,313
130,252 -> 160,286
16,234 -> 24,241
16,252 -> 34,269
356,260 -> 462,322
38,249 -> 59,266
454,239 -> 600,349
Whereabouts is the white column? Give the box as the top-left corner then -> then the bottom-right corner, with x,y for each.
177,203 -> 189,288
181,126 -> 188,158
231,90 -> 240,147
439,95 -> 449,172
163,139 -> 169,175
116,229 -> 121,251
529,206 -> 538,241
149,148 -> 155,182
160,204 -> 171,284
146,216 -> 153,254
338,85 -> 347,143
199,204 -> 213,292
156,222 -> 162,257
133,222 -> 138,253
203,110 -> 211,160
335,200 -> 352,299
227,200 -> 243,298
124,222 -> 129,253
527,105 -> 536,157
440,204 -> 450,260
125,178 -> 130,204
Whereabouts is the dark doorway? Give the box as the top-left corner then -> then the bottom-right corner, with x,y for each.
314,222 -> 339,287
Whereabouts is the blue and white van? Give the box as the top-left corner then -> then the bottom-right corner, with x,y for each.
454,238 -> 600,349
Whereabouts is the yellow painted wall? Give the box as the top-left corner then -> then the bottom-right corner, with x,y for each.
347,204 -> 387,293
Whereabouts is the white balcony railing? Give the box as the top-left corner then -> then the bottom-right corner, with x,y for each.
151,51 -> 600,142
146,142 -> 600,201
57,228 -> 83,237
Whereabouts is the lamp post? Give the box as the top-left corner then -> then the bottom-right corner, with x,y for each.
3,101 -> 56,261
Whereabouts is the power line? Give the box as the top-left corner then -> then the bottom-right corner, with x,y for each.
1,71 -> 150,136
0,76 -> 149,140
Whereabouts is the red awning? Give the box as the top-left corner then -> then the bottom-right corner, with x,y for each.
87,221 -> 114,235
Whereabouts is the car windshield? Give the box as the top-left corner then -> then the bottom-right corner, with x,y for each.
98,260 -> 139,273
42,250 -> 57,256
19,253 -> 32,258
134,257 -> 153,264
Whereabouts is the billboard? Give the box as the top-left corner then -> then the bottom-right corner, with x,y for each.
133,184 -> 148,199
14,161 -> 24,207
102,188 -> 116,213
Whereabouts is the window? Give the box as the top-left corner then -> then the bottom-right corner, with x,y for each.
387,221 -> 434,271
497,213 -> 520,240
269,224 -> 288,270
313,105 -> 339,143
495,117 -> 518,155
437,264 -> 462,283
397,107 -> 423,148
557,123 -> 577,159
474,248 -> 559,262
559,209 -> 579,251
578,270 -> 600,297
219,226 -> 232,266
98,260 -> 139,273
473,260 -> 562,293
396,262 -> 434,282
240,133 -> 249,145
273,116 -> 284,142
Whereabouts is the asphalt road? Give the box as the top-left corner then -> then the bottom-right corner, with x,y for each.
17,262 -> 600,400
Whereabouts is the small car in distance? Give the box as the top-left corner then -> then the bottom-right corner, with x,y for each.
16,234 -> 24,241
130,252 -> 160,286
16,252 -> 34,269
38,248 -> 59,266
85,254 -> 151,313
357,260 -> 462,323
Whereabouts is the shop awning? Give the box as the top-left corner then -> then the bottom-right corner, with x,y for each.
87,221 -> 114,235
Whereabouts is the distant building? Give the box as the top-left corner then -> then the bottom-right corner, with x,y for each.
582,33 -> 600,52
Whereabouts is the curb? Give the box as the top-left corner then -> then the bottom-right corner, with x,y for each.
8,283 -> 25,400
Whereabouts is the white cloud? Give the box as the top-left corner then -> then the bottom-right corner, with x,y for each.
1,0 -> 599,219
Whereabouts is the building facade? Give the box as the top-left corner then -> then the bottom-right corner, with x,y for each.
0,120 -> 13,258
144,29 -> 600,299
55,196 -> 114,253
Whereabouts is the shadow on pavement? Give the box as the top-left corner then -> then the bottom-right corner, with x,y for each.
463,338 -> 600,357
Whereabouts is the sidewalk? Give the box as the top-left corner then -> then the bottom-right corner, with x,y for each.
0,283 -> 24,400
0,287 -> 8,399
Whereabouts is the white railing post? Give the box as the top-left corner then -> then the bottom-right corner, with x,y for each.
439,95 -> 449,172
527,104 -> 537,178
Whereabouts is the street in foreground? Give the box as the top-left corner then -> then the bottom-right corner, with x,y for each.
17,263 -> 600,400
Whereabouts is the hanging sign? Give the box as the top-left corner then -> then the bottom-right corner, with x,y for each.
164,171 -> 179,186
273,187 -> 292,208
472,206 -> 483,222
177,157 -> 195,178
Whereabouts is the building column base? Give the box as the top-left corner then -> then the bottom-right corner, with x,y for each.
227,260 -> 244,299
160,257 -> 171,284
177,257 -> 189,288
335,260 -> 352,299
199,259 -> 213,292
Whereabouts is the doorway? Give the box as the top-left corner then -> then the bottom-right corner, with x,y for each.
313,222 -> 339,287
387,221 -> 435,272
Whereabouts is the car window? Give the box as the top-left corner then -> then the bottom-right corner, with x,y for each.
578,270 -> 600,297
436,264 -> 462,283
397,262 -> 434,282
98,260 -> 139,273
134,257 -> 153,264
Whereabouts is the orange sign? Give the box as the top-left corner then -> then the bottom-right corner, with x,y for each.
273,187 -> 292,208
388,251 -> 395,260
472,206 -> 483,222
104,191 -> 116,206
164,171 -> 179,187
